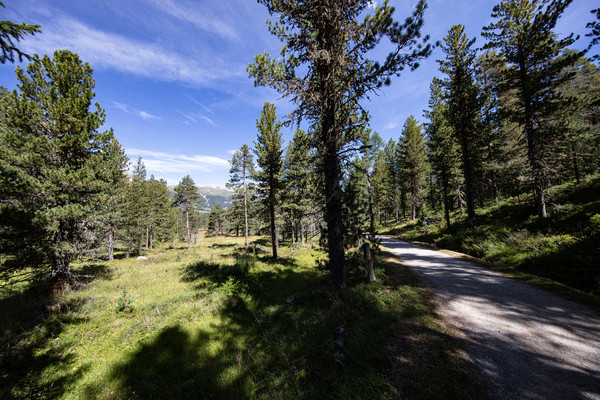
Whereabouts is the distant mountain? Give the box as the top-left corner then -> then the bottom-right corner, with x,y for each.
168,185 -> 233,212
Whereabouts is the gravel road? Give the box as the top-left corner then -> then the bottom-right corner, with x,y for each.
379,236 -> 600,400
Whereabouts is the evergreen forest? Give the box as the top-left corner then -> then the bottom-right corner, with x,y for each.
1,1 -> 599,399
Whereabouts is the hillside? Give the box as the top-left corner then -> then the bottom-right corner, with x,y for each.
168,186 -> 233,211
384,174 -> 600,298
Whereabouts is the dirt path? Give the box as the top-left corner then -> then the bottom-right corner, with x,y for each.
379,236 -> 600,400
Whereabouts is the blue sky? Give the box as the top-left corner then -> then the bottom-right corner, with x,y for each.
0,0 -> 596,186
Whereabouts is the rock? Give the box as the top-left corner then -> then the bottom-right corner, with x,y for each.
136,256 -> 148,260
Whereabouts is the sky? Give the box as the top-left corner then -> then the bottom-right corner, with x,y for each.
0,0 -> 596,187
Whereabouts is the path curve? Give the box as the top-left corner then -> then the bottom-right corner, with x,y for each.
379,236 -> 600,400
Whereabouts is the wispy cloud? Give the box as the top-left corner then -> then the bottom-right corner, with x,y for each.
383,119 -> 401,131
112,102 -> 161,120
144,0 -> 238,40
178,111 -> 218,127
20,17 -> 241,87
126,148 -> 229,175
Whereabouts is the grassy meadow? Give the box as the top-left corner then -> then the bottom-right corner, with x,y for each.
384,174 -> 600,306
0,235 -> 484,399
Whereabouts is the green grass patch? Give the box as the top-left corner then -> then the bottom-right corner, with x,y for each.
1,236 -> 484,399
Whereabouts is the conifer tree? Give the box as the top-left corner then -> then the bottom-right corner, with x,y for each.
248,0 -> 433,297
283,129 -> 315,245
208,203 -> 225,236
439,24 -> 482,227
101,137 -> 129,261
253,102 -> 284,260
587,8 -> 600,60
424,78 -> 461,229
0,50 -> 123,284
0,2 -> 40,63
227,144 -> 255,248
399,116 -> 429,220
482,0 -> 582,218
174,175 -> 200,250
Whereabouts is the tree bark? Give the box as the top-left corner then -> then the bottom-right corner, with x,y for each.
441,171 -> 451,230
270,200 -> 278,260
362,242 -> 376,283
108,226 -> 114,261
186,199 -> 191,250
243,163 -> 249,248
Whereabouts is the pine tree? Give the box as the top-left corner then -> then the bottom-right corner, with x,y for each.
283,129 -> 317,245
174,175 -> 200,250
208,204 -> 225,236
482,0 -> 582,218
439,24 -> 482,227
399,116 -> 429,220
0,50 -> 123,284
586,8 -> 600,60
248,0 -> 433,297
0,2 -> 41,64
100,137 -> 129,261
227,144 -> 255,248
253,102 -> 284,260
424,77 -> 461,229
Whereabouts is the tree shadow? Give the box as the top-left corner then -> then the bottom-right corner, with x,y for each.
0,264 -> 112,399
84,325 -> 253,399
0,288 -> 90,399
210,243 -> 237,249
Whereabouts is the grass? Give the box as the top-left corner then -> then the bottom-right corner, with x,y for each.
0,235 -> 485,399
383,174 -> 600,309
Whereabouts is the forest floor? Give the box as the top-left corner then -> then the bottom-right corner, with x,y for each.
1,235 -> 487,399
380,236 -> 600,400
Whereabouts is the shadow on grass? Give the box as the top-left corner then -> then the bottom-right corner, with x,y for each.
0,265 -> 111,399
210,243 -> 237,249
84,325 -> 253,399
93,251 -> 485,399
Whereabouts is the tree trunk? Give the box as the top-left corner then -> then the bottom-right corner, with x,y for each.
362,242 -> 376,283
322,116 -> 347,298
441,172 -> 451,231
270,201 -> 278,260
243,166 -> 249,248
186,199 -> 191,250
527,130 -> 547,218
366,174 -> 375,232
459,135 -> 476,229
108,226 -> 114,261
571,141 -> 580,184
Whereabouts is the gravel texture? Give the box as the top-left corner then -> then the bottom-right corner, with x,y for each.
379,236 -> 600,400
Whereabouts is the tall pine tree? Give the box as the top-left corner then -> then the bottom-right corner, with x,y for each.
0,50 -> 123,284
254,102 -> 284,260
248,0 -> 433,297
439,24 -> 482,227
174,175 -> 200,250
482,0 -> 582,217
227,144 -> 255,248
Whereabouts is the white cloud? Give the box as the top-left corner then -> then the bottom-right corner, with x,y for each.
20,17 -> 242,87
178,111 -> 218,127
139,111 -> 160,120
383,119 -> 401,131
126,148 -> 229,175
112,102 -> 161,120
144,0 -> 238,40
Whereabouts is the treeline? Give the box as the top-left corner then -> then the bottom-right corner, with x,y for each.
0,51 -> 223,285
